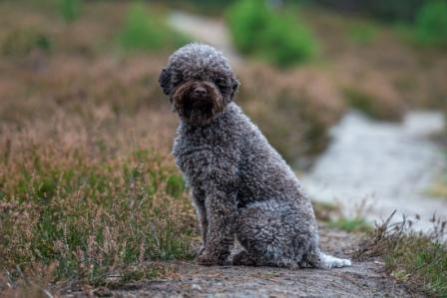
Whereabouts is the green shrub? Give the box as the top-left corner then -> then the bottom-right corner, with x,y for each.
227,0 -> 271,55
260,14 -> 318,68
227,0 -> 318,68
120,3 -> 189,52
415,1 -> 447,47
60,0 -> 82,23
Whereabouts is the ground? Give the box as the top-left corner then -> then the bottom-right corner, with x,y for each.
64,227 -> 411,297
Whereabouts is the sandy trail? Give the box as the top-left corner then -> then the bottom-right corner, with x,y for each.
301,111 -> 447,231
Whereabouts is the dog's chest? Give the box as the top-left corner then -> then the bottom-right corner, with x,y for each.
173,128 -> 239,187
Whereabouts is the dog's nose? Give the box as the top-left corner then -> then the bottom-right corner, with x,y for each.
192,86 -> 208,97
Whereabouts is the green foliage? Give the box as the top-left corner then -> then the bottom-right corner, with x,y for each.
415,1 -> 447,47
120,3 -> 190,52
227,0 -> 318,68
260,14 -> 318,67
166,175 -> 186,199
60,0 -> 82,23
227,0 -> 271,55
1,28 -> 52,57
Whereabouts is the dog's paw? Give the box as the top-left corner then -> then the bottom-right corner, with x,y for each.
232,250 -> 257,266
319,253 -> 352,269
196,251 -> 222,266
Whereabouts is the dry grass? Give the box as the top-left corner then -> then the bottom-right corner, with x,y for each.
237,63 -> 345,166
355,211 -> 447,297
0,110 -> 197,286
0,2 -> 198,292
302,7 -> 447,118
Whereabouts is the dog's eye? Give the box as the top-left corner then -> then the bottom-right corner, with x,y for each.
215,78 -> 226,87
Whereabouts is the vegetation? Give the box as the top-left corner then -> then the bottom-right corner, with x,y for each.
329,218 -> 372,233
1,27 -> 52,57
60,0 -> 82,23
227,0 -> 318,68
120,3 -> 190,52
415,1 -> 447,47
342,86 -> 404,120
356,212 -> 447,296
0,145 -> 195,285
0,1 -> 198,289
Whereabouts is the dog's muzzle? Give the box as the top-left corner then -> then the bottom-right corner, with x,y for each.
172,81 -> 224,125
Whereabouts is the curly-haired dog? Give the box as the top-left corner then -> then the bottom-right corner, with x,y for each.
159,43 -> 351,269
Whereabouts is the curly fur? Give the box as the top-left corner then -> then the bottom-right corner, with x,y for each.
159,43 -> 351,269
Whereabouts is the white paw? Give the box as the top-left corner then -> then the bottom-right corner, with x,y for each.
320,253 -> 352,269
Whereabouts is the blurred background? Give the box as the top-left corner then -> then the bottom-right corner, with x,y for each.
1,0 -> 447,286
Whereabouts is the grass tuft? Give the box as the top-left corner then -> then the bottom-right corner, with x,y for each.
329,218 -> 372,233
356,211 -> 447,297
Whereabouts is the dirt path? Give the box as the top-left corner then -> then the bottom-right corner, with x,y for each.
301,111 -> 447,231
102,228 -> 409,297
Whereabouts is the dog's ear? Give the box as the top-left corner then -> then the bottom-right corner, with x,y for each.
159,68 -> 171,96
230,77 -> 240,99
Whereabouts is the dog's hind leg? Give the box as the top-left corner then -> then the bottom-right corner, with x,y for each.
235,200 -> 310,269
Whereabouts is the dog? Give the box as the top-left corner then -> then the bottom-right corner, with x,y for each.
159,43 -> 351,269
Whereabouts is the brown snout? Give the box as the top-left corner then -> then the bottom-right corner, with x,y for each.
172,81 -> 224,125
191,86 -> 208,98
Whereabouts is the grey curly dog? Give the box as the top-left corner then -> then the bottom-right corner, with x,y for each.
159,43 -> 351,269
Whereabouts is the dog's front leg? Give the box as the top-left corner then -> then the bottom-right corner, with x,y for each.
197,186 -> 237,266
192,188 -> 208,254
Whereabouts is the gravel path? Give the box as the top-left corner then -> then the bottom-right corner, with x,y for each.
301,111 -> 447,231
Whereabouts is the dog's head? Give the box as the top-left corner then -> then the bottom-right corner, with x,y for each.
159,43 -> 239,125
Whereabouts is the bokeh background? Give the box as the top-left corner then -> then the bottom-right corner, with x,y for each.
1,0 -> 446,289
